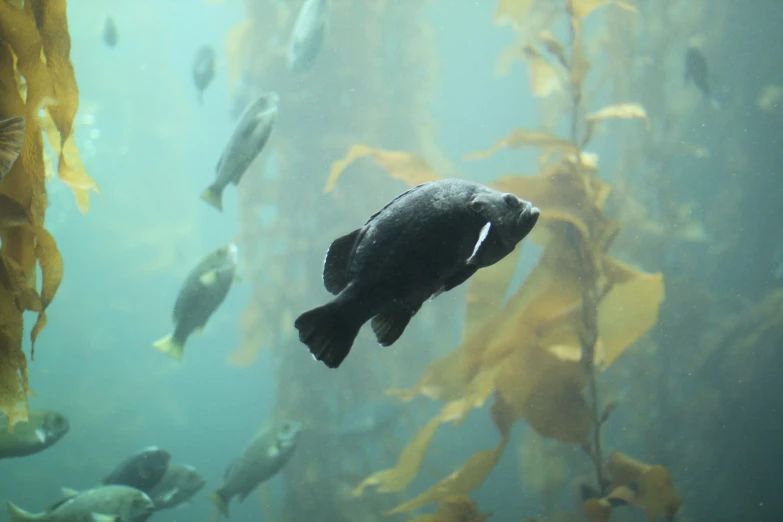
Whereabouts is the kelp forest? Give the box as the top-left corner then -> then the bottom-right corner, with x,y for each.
1,0 -> 781,521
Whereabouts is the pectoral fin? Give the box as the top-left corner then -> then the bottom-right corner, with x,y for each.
322,228 -> 360,294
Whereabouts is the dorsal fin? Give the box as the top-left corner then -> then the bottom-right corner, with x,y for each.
364,181 -> 433,224
322,228 -> 360,294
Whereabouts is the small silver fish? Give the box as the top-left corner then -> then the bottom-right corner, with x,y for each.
7,485 -> 153,522
287,0 -> 329,73
0,409 -> 70,459
153,244 -> 239,360
200,93 -> 279,211
147,464 -> 206,511
192,45 -> 216,105
103,17 -> 118,47
0,116 -> 24,180
207,421 -> 301,518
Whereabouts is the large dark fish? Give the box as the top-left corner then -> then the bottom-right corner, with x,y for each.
207,421 -> 301,518
103,17 -> 118,47
192,45 -> 216,105
200,92 -> 279,211
147,464 -> 206,511
101,446 -> 171,493
685,46 -> 720,109
0,116 -> 24,181
0,409 -> 69,459
295,179 -> 540,368
8,485 -> 153,522
153,243 -> 238,360
287,0 -> 329,73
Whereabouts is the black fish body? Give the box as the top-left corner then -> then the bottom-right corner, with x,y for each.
103,17 -> 118,47
295,179 -> 540,368
153,244 -> 238,360
200,93 -> 279,211
208,421 -> 301,518
685,46 -> 719,108
192,45 -> 216,105
101,446 -> 171,493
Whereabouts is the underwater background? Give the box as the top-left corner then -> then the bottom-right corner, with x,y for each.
1,1 -> 782,522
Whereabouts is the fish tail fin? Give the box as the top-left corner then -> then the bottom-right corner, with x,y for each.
200,184 -> 224,212
207,490 -> 230,518
294,300 -> 362,368
7,502 -> 39,522
0,116 -> 25,178
153,333 -> 185,361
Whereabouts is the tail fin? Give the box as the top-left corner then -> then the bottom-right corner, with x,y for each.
153,334 -> 185,361
200,184 -> 224,212
7,502 -> 39,522
207,490 -> 230,518
294,301 -> 362,368
0,116 -> 25,178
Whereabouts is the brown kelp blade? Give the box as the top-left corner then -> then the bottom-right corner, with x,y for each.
0,116 -> 25,179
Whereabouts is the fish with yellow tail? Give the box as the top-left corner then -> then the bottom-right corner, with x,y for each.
153,243 -> 238,360
208,421 -> 301,518
0,116 -> 24,181
200,92 -> 279,211
7,485 -> 153,522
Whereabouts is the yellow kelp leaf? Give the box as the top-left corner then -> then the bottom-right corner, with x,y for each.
596,261 -> 664,369
29,225 -> 63,358
0,194 -> 31,228
535,31 -> 567,67
583,103 -> 648,149
464,248 -> 521,337
386,397 -> 514,514
586,103 -> 647,123
493,0 -> 535,30
31,0 -> 99,211
324,145 -> 441,193
590,452 -> 681,522
523,46 -> 563,98
225,19 -> 253,93
567,0 -> 637,19
353,399 -> 474,496
408,495 -> 491,522
228,296 -> 274,366
0,0 -> 77,426
464,130 -> 577,161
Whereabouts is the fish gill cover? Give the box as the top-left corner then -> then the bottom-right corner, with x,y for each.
0,0 -> 98,427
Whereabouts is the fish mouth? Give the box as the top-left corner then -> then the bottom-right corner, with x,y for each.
517,204 -> 540,235
226,243 -> 239,263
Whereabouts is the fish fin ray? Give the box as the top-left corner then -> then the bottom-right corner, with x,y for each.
207,490 -> 230,518
201,184 -> 224,212
322,229 -> 360,294
0,116 -> 25,179
294,301 -> 362,368
7,502 -> 38,522
153,334 -> 185,361
370,304 -> 419,346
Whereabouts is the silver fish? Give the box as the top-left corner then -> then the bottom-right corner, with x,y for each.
147,464 -> 206,511
207,421 -> 301,518
200,92 -> 279,211
0,409 -> 70,459
287,0 -> 329,73
153,243 -> 239,360
7,485 -> 153,522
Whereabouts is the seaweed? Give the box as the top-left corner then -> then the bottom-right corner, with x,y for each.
0,0 -> 96,427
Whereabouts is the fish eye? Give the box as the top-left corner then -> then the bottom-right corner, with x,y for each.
502,193 -> 520,207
